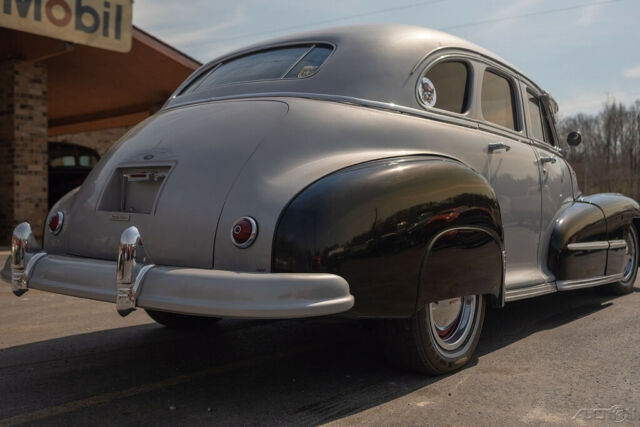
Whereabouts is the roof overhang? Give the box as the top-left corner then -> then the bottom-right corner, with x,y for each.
0,26 -> 200,135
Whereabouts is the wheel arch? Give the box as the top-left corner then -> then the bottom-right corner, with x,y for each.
417,225 -> 504,310
271,155 -> 505,317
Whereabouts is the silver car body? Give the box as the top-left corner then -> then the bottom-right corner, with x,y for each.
3,25 -> 638,318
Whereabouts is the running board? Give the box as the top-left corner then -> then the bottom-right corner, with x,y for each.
556,273 -> 623,291
504,282 -> 556,302
505,272 -> 625,302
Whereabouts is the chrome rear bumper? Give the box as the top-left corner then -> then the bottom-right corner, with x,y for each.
1,223 -> 354,319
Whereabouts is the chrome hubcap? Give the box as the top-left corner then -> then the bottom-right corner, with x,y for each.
622,228 -> 638,284
429,295 -> 477,353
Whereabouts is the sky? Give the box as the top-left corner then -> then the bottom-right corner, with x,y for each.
133,0 -> 640,117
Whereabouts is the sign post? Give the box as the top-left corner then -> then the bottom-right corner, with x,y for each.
1,0 -> 133,52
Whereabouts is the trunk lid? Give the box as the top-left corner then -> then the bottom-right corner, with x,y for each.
65,100 -> 289,268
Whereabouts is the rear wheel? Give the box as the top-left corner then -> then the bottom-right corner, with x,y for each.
145,309 -> 221,329
382,294 -> 485,375
605,226 -> 639,295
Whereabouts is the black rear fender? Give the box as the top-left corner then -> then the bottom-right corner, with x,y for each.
272,156 -> 504,317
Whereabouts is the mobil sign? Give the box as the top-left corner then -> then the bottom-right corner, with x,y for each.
1,0 -> 133,52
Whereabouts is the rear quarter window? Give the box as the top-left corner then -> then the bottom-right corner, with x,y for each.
417,61 -> 469,113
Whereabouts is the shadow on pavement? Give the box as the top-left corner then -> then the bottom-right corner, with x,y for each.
0,287 -> 627,425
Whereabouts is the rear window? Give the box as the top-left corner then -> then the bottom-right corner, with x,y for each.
182,44 -> 333,95
481,70 -> 517,130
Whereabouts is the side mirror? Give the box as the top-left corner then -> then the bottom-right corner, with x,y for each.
567,131 -> 582,147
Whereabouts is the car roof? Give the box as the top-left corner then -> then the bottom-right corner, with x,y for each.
167,24 -> 543,110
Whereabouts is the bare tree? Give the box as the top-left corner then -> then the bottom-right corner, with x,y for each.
558,99 -> 640,202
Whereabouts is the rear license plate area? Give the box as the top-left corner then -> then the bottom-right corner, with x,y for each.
99,166 -> 171,214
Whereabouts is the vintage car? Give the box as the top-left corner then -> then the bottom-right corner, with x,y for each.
3,25 -> 639,375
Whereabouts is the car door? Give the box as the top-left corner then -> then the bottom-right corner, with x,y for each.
521,86 -> 575,267
475,67 -> 544,289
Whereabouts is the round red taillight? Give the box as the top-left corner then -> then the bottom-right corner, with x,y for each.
230,217 -> 258,248
48,211 -> 64,235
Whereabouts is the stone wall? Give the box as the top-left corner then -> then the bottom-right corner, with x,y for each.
0,60 -> 48,243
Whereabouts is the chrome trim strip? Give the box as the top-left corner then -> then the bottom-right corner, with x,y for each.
566,241 -> 610,251
504,282 -> 556,302
556,273 -> 624,291
409,47 -> 530,90
165,92 -> 480,129
565,240 -> 628,251
609,240 -> 628,250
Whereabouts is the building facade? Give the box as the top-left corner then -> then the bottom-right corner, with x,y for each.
0,26 -> 199,242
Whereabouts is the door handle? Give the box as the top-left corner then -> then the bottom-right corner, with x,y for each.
539,156 -> 556,164
488,142 -> 511,153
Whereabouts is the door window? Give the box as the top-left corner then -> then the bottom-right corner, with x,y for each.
526,93 -> 546,142
481,70 -> 517,130
526,91 -> 557,145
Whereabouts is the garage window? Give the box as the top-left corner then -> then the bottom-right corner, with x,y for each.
481,71 -> 517,130
418,61 -> 469,113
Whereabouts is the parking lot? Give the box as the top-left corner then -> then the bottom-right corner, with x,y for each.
1,249 -> 639,425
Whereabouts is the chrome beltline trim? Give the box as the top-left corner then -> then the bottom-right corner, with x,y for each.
556,273 -> 624,291
164,92 -> 480,129
504,282 -> 556,302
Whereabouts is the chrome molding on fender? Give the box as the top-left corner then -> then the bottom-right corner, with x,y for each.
609,240 -> 628,250
566,240 -> 627,251
556,273 -> 624,291
116,226 -> 155,317
566,241 -> 609,251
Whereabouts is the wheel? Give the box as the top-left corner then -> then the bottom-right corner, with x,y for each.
605,226 -> 639,295
145,309 -> 221,329
382,294 -> 485,375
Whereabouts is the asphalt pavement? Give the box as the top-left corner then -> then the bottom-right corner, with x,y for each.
1,249 -> 639,425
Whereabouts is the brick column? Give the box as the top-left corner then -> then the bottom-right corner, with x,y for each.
0,60 -> 48,243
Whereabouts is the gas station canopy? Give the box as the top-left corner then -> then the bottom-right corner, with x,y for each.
0,25 -> 200,135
